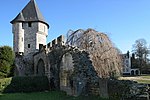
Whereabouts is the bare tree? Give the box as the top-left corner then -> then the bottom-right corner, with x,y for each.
132,38 -> 149,73
66,28 -> 122,78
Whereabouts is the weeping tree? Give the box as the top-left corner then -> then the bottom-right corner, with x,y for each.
66,28 -> 122,78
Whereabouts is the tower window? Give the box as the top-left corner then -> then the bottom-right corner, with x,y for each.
28,22 -> 32,27
22,23 -> 24,29
28,44 -> 30,48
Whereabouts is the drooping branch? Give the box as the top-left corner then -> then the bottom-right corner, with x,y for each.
66,28 -> 122,78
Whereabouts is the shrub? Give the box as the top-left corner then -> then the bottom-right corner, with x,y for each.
3,76 -> 49,93
0,78 -> 12,92
0,46 -> 15,78
0,72 -> 7,79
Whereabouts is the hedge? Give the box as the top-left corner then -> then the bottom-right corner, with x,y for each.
0,78 -> 12,92
0,72 -> 7,79
2,76 -> 49,93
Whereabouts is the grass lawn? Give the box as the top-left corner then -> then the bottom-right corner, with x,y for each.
0,91 -> 108,100
119,75 -> 150,84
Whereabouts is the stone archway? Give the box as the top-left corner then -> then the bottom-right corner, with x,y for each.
59,53 -> 74,94
135,70 -> 139,75
37,59 -> 45,76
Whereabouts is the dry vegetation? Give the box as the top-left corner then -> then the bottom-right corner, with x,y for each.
66,29 -> 122,78
119,75 -> 150,84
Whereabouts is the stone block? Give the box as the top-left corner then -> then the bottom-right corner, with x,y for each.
47,42 -> 52,48
52,39 -> 57,46
57,35 -> 65,45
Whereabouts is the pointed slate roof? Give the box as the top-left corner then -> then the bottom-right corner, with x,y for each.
11,0 -> 49,28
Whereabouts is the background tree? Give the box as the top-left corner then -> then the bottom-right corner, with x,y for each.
0,46 -> 15,78
66,29 -> 122,78
131,53 -> 139,68
132,39 -> 149,73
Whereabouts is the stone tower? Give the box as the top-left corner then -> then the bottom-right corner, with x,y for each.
11,0 -> 49,56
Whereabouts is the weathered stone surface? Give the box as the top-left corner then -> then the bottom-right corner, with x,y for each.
15,53 -> 34,76
108,79 -> 149,100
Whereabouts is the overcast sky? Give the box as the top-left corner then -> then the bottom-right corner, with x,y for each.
0,0 -> 150,53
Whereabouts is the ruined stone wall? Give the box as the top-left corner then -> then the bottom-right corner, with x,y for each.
33,50 -> 49,76
46,43 -> 103,96
14,34 -> 109,97
31,35 -> 106,97
60,53 -> 74,92
15,55 -> 25,76
15,53 -> 34,76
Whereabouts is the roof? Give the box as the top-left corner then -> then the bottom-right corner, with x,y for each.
10,0 -> 49,28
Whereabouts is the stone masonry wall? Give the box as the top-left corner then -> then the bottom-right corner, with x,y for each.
15,53 -> 34,76
12,22 -> 24,54
46,44 -> 104,96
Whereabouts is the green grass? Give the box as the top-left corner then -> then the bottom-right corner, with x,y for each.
119,75 -> 150,84
136,79 -> 150,84
0,91 -> 108,100
140,75 -> 150,79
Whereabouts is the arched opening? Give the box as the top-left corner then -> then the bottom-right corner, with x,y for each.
131,70 -> 134,76
50,77 -> 55,90
135,70 -> 139,75
37,59 -> 45,76
59,53 -> 74,94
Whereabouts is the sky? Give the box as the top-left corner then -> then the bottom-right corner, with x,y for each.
0,0 -> 150,53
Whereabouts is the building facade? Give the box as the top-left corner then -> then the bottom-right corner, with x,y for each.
122,51 -> 140,75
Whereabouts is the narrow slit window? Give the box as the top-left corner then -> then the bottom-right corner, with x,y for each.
28,44 -> 30,48
28,22 -> 32,27
22,23 -> 24,29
